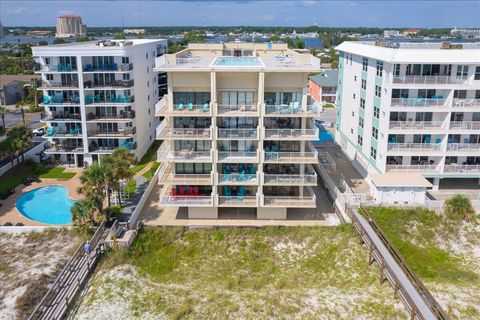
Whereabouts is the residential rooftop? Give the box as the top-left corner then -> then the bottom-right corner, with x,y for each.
309,69 -> 338,87
336,41 -> 480,64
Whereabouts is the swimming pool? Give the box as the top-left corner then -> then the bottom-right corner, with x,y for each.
215,57 -> 260,66
318,130 -> 334,143
16,185 -> 74,224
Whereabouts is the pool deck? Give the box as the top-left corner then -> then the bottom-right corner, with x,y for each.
0,168 -> 82,227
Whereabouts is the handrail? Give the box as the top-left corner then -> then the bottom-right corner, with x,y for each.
358,207 -> 449,320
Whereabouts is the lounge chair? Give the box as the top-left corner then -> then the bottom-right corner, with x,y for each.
200,103 -> 209,112
188,102 -> 194,111
177,103 -> 184,111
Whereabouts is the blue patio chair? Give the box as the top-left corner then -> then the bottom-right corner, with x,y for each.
200,103 -> 209,112
238,171 -> 245,182
464,138 -> 469,144
85,96 -> 94,104
43,96 -> 50,104
424,136 -> 431,144
123,96 -> 129,103
188,102 -> 194,111
237,186 -> 245,201
103,63 -> 109,70
435,138 -> 441,144
249,166 -> 256,174
271,145 -> 279,152
65,64 -> 72,71
47,127 -> 54,136
177,103 -> 184,111
72,95 -> 80,103
111,63 -> 118,71
223,186 -> 231,200
57,63 -> 63,72
310,102 -> 318,113
85,64 -> 93,71
224,173 -> 231,182
249,144 -> 256,152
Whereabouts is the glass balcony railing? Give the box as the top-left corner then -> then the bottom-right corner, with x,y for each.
41,95 -> 80,105
443,164 -> 480,174
83,63 -> 133,72
450,121 -> 480,130
385,165 -> 440,173
44,145 -> 84,153
41,112 -> 81,122
262,173 -> 317,185
261,194 -> 316,208
447,143 -> 480,152
86,111 -> 136,121
217,196 -> 258,207
263,127 -> 318,140
387,143 -> 442,152
392,75 -> 468,85
87,128 -> 136,137
263,150 -> 318,163
217,173 -> 258,185
217,128 -> 259,139
217,151 -> 259,162
264,103 -> 320,116
390,98 -> 447,108
452,99 -> 480,108
41,81 -> 79,89
84,79 -> 134,89
388,121 -> 445,130
84,95 -> 135,104
217,104 -> 259,115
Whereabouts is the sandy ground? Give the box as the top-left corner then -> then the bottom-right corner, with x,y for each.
0,230 -> 80,319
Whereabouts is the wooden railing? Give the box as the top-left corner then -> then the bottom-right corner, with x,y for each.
354,207 -> 449,320
28,222 -> 107,320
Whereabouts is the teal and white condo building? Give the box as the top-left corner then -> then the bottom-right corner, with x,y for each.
32,39 -> 167,166
335,41 -> 480,190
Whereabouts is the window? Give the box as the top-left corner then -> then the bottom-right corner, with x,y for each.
361,79 -> 367,90
394,64 -> 400,76
122,73 -> 130,80
375,85 -> 381,98
373,106 -> 380,118
46,74 -> 53,80
354,75 -> 357,81
372,127 -> 378,140
353,93 -> 356,99
392,89 -> 409,99
122,57 -> 130,64
475,66 -> 480,80
350,128 -> 353,134
376,61 -> 383,77
456,65 -> 469,77
360,98 -> 365,109
362,57 -> 368,71
352,111 -> 355,117
45,57 -> 50,65
454,90 -> 467,99
146,53 -> 148,59
359,117 -> 364,128
358,135 -> 363,146
370,146 -> 377,160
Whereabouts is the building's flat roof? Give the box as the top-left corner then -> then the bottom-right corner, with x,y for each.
370,172 -> 433,188
309,69 -> 338,87
336,41 -> 480,64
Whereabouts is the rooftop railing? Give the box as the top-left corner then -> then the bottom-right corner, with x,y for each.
392,75 -> 468,85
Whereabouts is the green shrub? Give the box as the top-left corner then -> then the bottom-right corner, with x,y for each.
24,158 -> 35,166
32,163 -> 45,174
324,103 -> 335,108
444,195 -> 476,222
104,205 -> 122,219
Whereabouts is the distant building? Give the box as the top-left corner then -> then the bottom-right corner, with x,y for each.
56,15 -> 87,38
450,28 -> 480,39
383,30 -> 401,38
0,75 -> 40,106
26,30 -> 52,36
309,69 -> 338,104
9,28 -> 26,35
124,29 -> 145,35
403,28 -> 421,37
0,21 -> 4,37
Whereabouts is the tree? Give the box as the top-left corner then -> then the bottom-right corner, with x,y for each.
114,33 -> 126,40
71,196 -> 101,236
269,34 -> 280,42
77,162 -> 108,212
0,106 -> 6,134
294,37 -> 305,49
284,36 -> 294,49
105,147 -> 135,207
53,38 -> 67,45
6,125 -> 31,165
444,195 -> 476,222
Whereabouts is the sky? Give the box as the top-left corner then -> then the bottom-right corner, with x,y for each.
1,0 -> 479,28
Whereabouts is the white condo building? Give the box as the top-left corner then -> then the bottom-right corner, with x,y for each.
335,41 -> 480,192
154,42 -> 321,219
32,39 -> 167,166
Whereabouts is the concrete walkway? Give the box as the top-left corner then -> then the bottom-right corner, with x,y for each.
120,175 -> 147,222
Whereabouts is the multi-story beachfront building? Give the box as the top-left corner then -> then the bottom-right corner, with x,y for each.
32,39 -> 167,166
55,15 -> 87,38
335,41 -> 480,191
154,42 -> 321,219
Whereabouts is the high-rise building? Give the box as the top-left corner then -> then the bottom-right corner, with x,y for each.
32,39 -> 167,166
55,15 -> 87,38
154,42 -> 321,219
335,41 -> 480,191
0,21 -> 4,38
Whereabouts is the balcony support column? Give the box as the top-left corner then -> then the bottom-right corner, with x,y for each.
76,55 -> 89,157
167,72 -> 173,108
211,71 -> 219,202
432,178 -> 440,191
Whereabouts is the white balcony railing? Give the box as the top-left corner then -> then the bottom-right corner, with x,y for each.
392,75 -> 468,85
217,151 -> 259,162
263,127 -> 319,140
452,99 -> 480,108
160,194 -> 214,207
264,103 -> 321,116
217,128 -> 259,139
261,193 -> 316,208
217,196 -> 259,207
443,164 -> 480,174
217,173 -> 258,185
450,121 -> 480,130
387,143 -> 442,152
158,164 -> 214,185
447,143 -> 480,152
217,104 -> 259,115
389,121 -> 445,130
262,173 -> 317,185
263,150 -> 318,163
390,98 -> 447,108
385,165 -> 440,173
159,126 -> 212,139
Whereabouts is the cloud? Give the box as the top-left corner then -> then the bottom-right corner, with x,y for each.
262,14 -> 275,21
6,7 -> 30,14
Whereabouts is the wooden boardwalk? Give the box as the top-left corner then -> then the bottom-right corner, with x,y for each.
28,222 -> 108,320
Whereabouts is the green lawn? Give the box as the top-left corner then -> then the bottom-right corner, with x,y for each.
77,226 -> 408,319
129,141 -> 162,174
0,163 -> 74,193
142,162 -> 160,183
323,103 -> 336,108
39,167 -> 76,179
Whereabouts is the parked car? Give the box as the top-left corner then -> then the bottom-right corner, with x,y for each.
32,125 -> 47,136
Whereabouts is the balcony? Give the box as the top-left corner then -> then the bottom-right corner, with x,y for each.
45,128 -> 82,138
216,128 -> 259,140
217,195 -> 259,207
44,145 -> 84,154
159,185 -> 214,207
263,144 -> 318,164
86,111 -> 135,122
447,143 -> 480,153
261,188 -> 316,208
390,98 -> 448,108
452,99 -> 480,109
83,63 -> 133,72
443,164 -> 480,175
262,171 -> 317,186
41,95 -> 80,106
161,127 -> 211,140
158,163 -> 213,185
40,81 -> 79,90
388,121 -> 446,130
264,103 -> 320,117
217,172 -> 259,186
263,125 -> 319,141
217,151 -> 259,163
87,128 -> 136,138
217,104 -> 260,117
155,97 -> 212,117
387,143 -> 442,153
392,75 -> 468,85
450,121 -> 480,130
85,95 -> 135,105
41,112 -> 81,122
35,64 -> 77,73
158,143 -> 214,163
385,165 -> 440,173
84,79 -> 134,89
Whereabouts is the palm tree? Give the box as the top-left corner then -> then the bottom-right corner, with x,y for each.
0,106 -> 6,134
77,162 -> 108,212
108,147 -> 135,207
7,125 -> 31,164
71,196 -> 100,235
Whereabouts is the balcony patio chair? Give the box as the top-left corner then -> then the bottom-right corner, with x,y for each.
464,138 -> 469,144
193,186 -> 200,196
84,64 -> 93,72
65,64 -> 72,72
47,127 -> 54,136
57,63 -> 63,72
292,101 -> 300,113
95,95 -> 101,103
188,102 -> 194,111
111,63 -> 118,71
424,136 -> 431,144
223,186 -> 232,200
237,187 -> 245,201
224,173 -> 232,182
238,171 -> 245,182
200,103 -> 209,112
43,96 -> 50,104
103,63 -> 109,70
177,103 -> 184,111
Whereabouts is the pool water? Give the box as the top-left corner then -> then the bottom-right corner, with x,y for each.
318,130 -> 334,143
215,57 -> 260,66
16,185 -> 74,224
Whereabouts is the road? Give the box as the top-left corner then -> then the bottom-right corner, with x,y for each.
1,110 -> 43,142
